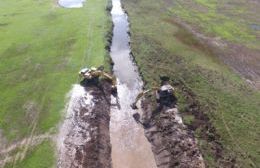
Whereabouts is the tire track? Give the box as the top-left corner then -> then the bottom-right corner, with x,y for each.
0,133 -> 53,168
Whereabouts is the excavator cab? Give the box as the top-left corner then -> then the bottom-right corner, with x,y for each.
79,66 -> 118,97
79,67 -> 97,79
131,76 -> 177,109
79,68 -> 89,76
156,84 -> 176,107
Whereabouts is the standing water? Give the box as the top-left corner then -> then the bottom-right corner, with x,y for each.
110,0 -> 157,167
58,0 -> 86,8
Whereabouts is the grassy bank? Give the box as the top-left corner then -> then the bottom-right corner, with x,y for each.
0,0 -> 110,167
122,0 -> 260,167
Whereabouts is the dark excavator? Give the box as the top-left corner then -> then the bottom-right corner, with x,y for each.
131,76 -> 177,128
131,76 -> 177,110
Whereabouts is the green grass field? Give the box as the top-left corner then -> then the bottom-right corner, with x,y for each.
170,0 -> 259,48
0,0 -> 110,167
122,0 -> 260,167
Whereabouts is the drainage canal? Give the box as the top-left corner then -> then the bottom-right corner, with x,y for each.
109,0 -> 157,167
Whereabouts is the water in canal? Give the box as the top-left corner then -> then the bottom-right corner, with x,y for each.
109,0 -> 157,167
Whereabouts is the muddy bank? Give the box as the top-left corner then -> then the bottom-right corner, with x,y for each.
139,98 -> 205,168
57,81 -> 112,168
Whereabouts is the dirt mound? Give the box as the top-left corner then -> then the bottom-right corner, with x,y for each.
140,99 -> 205,168
57,80 -> 112,168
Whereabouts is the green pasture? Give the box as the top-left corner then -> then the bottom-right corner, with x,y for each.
0,0 -> 110,167
170,0 -> 259,49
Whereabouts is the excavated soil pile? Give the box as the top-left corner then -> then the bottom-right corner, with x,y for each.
58,80 -> 112,168
140,99 -> 205,168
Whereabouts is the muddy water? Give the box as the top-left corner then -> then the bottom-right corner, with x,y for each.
58,0 -> 86,8
110,0 -> 157,168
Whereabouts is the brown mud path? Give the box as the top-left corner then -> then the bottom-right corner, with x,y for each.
57,82 -> 112,168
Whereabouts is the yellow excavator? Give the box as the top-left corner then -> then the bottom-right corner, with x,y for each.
79,66 -> 117,95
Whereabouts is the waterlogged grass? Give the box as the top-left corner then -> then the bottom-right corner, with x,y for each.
0,0 -> 110,166
170,0 -> 257,47
122,0 -> 260,167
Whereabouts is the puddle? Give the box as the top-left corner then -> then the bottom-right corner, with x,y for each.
110,0 -> 157,167
58,0 -> 86,8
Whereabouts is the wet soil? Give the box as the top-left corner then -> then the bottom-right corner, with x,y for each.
57,81 -> 112,168
139,98 -> 205,168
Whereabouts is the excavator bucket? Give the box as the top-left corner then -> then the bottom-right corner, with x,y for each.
131,103 -> 138,109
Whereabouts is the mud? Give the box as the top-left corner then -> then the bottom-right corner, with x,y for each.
137,98 -> 205,168
225,43 -> 260,87
57,81 -> 112,168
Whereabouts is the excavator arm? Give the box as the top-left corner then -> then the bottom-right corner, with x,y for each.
131,87 -> 159,109
101,72 -> 117,88
98,71 -> 118,96
79,68 -> 118,96
89,70 -> 116,86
